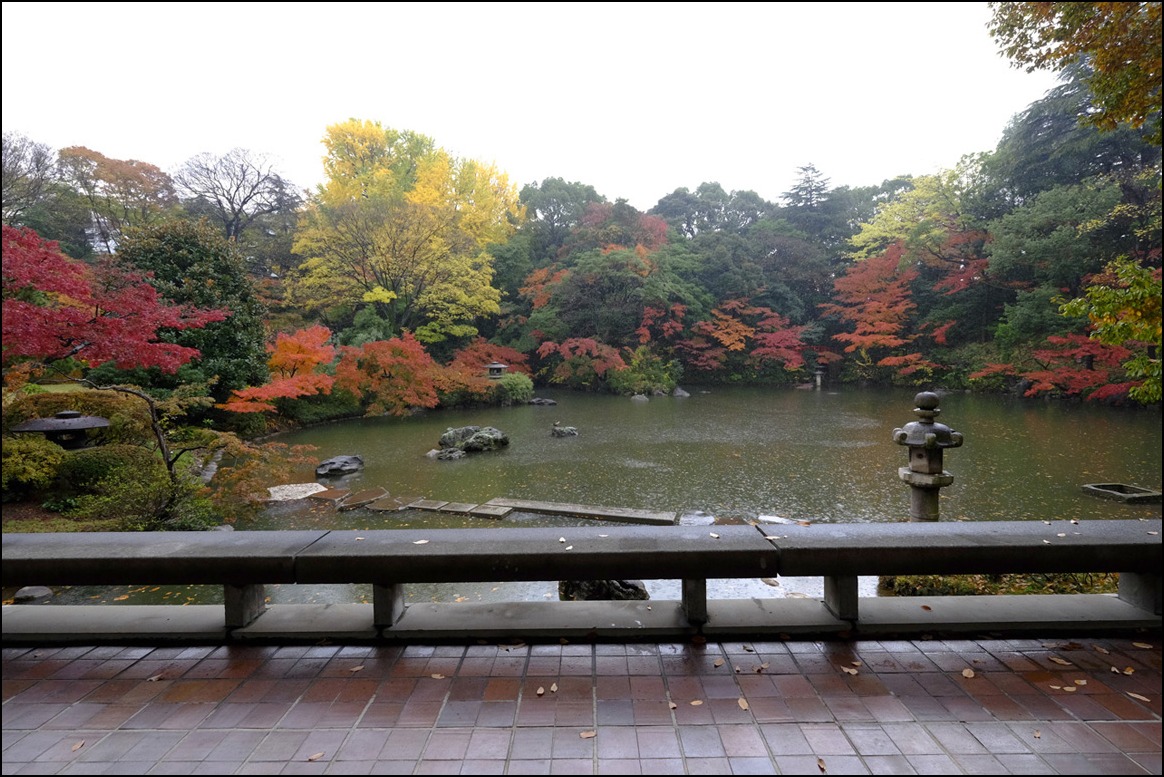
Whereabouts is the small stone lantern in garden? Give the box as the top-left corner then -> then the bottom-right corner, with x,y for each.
486,362 -> 508,380
11,410 -> 110,450
892,392 -> 963,521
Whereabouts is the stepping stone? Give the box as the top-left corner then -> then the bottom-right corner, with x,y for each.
338,487 -> 389,511
470,504 -> 512,519
408,499 -> 449,511
309,488 -> 350,503
436,502 -> 478,514
366,496 -> 420,512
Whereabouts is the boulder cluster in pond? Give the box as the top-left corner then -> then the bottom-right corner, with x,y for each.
429,426 -> 509,460
550,422 -> 578,437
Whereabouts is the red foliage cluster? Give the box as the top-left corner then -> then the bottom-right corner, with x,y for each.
2,225 -> 227,373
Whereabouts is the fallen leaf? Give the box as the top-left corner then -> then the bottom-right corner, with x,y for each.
1057,533 -> 1066,537
787,591 -> 809,598
430,673 -> 445,679
669,701 -> 678,709
709,532 -> 720,539
146,674 -> 164,682
551,683 -> 558,693
1033,729 -> 1041,739
71,741 -> 84,752
564,545 -> 573,551
962,668 -> 975,678
114,595 -> 129,601
842,666 -> 858,675
1050,684 -> 1062,690
1049,657 -> 1072,666
1063,686 -> 1077,693
756,663 -> 770,673
560,638 -> 569,645
580,730 -> 597,739
559,537 -> 566,543
738,697 -> 749,710
921,604 -> 932,611
412,539 -> 429,545
307,752 -> 325,762
598,534 -> 608,538
355,537 -> 365,541
1133,642 -> 1153,649
796,520 -> 811,526
761,578 -> 781,587
1094,645 -> 1110,654
536,686 -> 545,696
734,665 -> 742,673
851,661 -> 862,667
690,700 -> 703,706
817,756 -> 827,772
764,535 -> 782,540
743,645 -> 755,652
1129,692 -> 1151,702
349,665 -> 364,673
714,658 -> 725,667
1074,679 -> 1087,686
1123,667 -> 1135,675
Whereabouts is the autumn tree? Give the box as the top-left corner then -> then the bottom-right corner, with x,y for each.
334,333 -> 441,415
677,298 -> 808,378
1061,259 -> 1162,402
988,2 -> 1162,143
535,338 -> 627,390
56,146 -> 178,253
292,119 -> 523,344
819,243 -> 939,381
2,225 -> 226,373
220,325 -> 337,413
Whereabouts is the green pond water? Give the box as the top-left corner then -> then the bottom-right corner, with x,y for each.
32,385 -> 1163,606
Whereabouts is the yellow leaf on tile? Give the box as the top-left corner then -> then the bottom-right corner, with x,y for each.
690,700 -> 703,706
580,730 -> 597,739
738,698 -> 749,710
962,668 -> 975,678
307,752 -> 324,762
71,741 -> 84,752
1129,692 -> 1151,702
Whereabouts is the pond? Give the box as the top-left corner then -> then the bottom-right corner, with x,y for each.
33,386 -> 1164,607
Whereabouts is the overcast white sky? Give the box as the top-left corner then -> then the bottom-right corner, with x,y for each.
3,2 -> 1062,211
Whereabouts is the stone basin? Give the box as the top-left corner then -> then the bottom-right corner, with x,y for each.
1081,482 -> 1162,504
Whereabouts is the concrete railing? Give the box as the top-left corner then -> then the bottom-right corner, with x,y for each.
3,519 -> 1160,644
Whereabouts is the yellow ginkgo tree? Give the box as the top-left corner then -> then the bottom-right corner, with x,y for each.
292,119 -> 524,343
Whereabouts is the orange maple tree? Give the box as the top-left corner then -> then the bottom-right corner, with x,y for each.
219,326 -> 336,413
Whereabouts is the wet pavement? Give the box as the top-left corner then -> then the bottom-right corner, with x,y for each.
2,634 -> 1160,774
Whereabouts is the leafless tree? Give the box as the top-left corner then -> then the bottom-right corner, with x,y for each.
2,131 -> 56,224
174,148 -> 300,241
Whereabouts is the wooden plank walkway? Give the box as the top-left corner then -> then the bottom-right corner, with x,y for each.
311,491 -> 674,524
484,498 -> 676,525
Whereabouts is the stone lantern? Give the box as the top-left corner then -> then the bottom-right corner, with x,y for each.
10,410 -> 110,450
892,392 -> 963,521
486,362 -> 508,380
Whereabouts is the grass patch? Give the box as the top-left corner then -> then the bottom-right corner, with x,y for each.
879,573 -> 1119,596
3,513 -> 123,533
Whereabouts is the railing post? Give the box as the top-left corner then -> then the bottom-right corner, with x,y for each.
224,584 -> 266,628
681,578 -> 708,625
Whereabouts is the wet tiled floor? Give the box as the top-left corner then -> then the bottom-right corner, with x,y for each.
2,635 -> 1160,774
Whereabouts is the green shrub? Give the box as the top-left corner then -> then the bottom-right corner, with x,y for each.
279,389 -> 362,426
607,347 -> 680,396
495,372 -> 534,405
879,573 -> 1119,596
53,444 -> 172,528
1,436 -> 66,500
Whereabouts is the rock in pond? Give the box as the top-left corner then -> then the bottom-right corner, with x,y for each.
316,455 -> 364,477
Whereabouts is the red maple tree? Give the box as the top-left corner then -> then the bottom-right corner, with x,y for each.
2,225 -> 227,373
